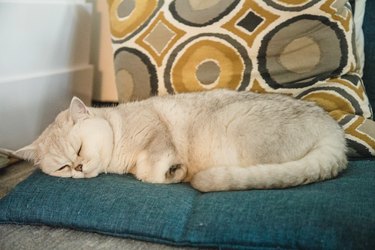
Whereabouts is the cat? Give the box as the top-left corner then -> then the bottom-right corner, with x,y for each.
16,89 -> 347,192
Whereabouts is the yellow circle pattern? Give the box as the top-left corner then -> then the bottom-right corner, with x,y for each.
108,0 -> 158,39
171,40 -> 244,93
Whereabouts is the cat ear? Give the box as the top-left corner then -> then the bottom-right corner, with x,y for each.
69,96 -> 91,123
15,144 -> 37,161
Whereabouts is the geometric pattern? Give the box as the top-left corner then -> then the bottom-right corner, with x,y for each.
107,0 -> 374,157
222,0 -> 279,48
136,12 -> 186,66
320,0 -> 352,32
262,0 -> 321,11
108,0 -> 164,43
164,33 -> 252,93
237,11 -> 264,33
258,14 -> 348,89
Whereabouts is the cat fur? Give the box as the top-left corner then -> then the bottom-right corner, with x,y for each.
16,89 -> 347,192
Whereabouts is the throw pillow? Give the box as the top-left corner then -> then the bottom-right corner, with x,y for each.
107,0 -> 375,157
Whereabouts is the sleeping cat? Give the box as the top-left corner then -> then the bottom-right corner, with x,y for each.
16,90 -> 347,192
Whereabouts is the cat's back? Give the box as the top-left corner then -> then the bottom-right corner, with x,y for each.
157,89 -> 324,119
150,89 -> 255,112
114,89 -> 329,129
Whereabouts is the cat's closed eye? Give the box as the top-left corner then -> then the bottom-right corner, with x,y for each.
58,165 -> 70,171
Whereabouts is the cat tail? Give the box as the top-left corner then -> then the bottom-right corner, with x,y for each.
190,136 -> 347,192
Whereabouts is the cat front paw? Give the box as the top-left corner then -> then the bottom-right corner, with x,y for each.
165,164 -> 183,180
71,159 -> 102,178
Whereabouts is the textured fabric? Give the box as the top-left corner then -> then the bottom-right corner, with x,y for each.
363,0 -> 375,112
0,154 -> 8,169
0,224 -> 195,250
1,160 -> 374,249
107,0 -> 375,157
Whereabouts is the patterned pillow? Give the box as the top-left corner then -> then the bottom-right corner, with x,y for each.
107,0 -> 375,157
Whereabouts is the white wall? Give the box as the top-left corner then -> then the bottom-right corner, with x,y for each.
0,0 -> 93,150
89,0 -> 118,102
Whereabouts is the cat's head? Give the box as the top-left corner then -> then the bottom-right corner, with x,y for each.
15,97 -> 114,178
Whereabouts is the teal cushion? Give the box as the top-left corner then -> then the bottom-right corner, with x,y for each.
1,160 -> 375,249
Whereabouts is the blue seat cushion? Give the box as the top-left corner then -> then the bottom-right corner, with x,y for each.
1,160 -> 375,249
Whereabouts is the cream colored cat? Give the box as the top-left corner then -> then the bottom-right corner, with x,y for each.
16,90 -> 347,192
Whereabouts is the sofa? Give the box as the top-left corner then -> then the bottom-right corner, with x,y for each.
1,0 -> 374,249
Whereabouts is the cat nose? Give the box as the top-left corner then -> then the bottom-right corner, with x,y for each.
75,164 -> 83,172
